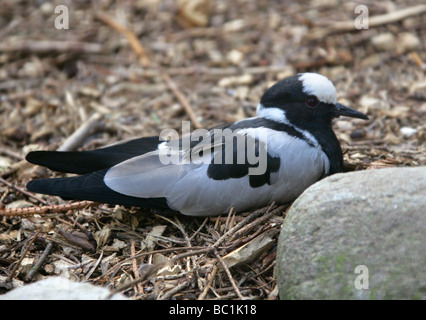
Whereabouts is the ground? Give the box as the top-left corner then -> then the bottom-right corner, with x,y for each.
0,0 -> 425,299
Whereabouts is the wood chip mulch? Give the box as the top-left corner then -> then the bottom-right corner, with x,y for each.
1,0 -> 425,299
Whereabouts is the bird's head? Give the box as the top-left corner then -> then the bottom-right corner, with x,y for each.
257,73 -> 368,129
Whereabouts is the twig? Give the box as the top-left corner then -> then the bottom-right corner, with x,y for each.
130,240 -> 143,294
174,217 -> 197,273
104,202 -> 283,299
308,4 -> 426,39
95,12 -> 150,67
84,250 -> 104,281
125,246 -> 210,263
57,113 -> 104,152
0,177 -> 49,205
156,215 -> 202,274
0,201 -> 98,217
198,264 -> 218,300
410,52 -> 426,70
25,242 -> 54,282
7,230 -> 41,288
209,289 -> 252,300
0,148 -> 23,161
0,190 -> 9,203
161,73 -> 203,129
189,217 -> 209,242
89,65 -> 293,77
0,40 -> 102,54
225,207 -> 234,232
106,247 -> 214,299
158,280 -> 190,300
213,248 -> 244,300
213,202 -> 277,248
0,160 -> 28,179
228,204 -> 287,242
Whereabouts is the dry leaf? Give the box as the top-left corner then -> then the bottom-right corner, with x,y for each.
221,231 -> 275,269
103,238 -> 127,252
153,253 -> 182,276
141,225 -> 167,251
177,0 -> 211,28
94,228 -> 111,248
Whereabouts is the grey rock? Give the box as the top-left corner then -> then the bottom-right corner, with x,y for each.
0,276 -> 128,300
276,167 -> 426,299
371,33 -> 395,52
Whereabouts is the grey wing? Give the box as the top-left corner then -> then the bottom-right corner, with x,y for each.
103,129 -> 276,216
104,149 -> 196,198
103,132 -> 217,210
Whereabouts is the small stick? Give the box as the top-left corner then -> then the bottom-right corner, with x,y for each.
213,202 -> 276,248
25,242 -> 54,282
173,217 -> 194,272
224,207 -> 234,232
106,247 -> 214,299
84,250 -> 104,281
7,230 -> 41,288
357,4 -> 426,29
308,4 -> 426,39
130,240 -> 143,294
95,12 -> 150,67
57,113 -> 104,152
0,189 -> 9,203
228,205 -> 286,242
0,177 -> 49,205
0,201 -> 98,217
0,148 -> 23,161
189,217 -> 209,242
162,73 -> 203,129
213,248 -> 244,300
198,264 -> 218,300
158,280 -> 189,300
156,215 -> 198,273
0,40 -> 102,54
0,160 -> 28,179
410,52 -> 425,70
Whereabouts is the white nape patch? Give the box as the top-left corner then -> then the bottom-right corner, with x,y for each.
256,104 -> 320,148
298,73 -> 337,105
256,103 -> 287,123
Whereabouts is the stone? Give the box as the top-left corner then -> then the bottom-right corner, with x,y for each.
397,32 -> 421,53
0,276 -> 128,300
276,167 -> 426,299
371,33 -> 395,52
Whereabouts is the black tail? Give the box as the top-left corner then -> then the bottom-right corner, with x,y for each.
25,136 -> 161,174
26,169 -> 170,209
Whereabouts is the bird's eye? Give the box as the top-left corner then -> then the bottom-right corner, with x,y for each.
305,96 -> 320,108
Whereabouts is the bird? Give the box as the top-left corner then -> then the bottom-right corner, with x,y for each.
25,72 -> 368,216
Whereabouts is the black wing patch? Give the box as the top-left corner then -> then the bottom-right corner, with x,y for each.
206,133 -> 280,188
26,136 -> 161,174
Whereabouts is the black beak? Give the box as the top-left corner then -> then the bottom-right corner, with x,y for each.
333,103 -> 368,120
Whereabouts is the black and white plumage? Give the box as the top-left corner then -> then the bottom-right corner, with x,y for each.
26,73 -> 368,216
